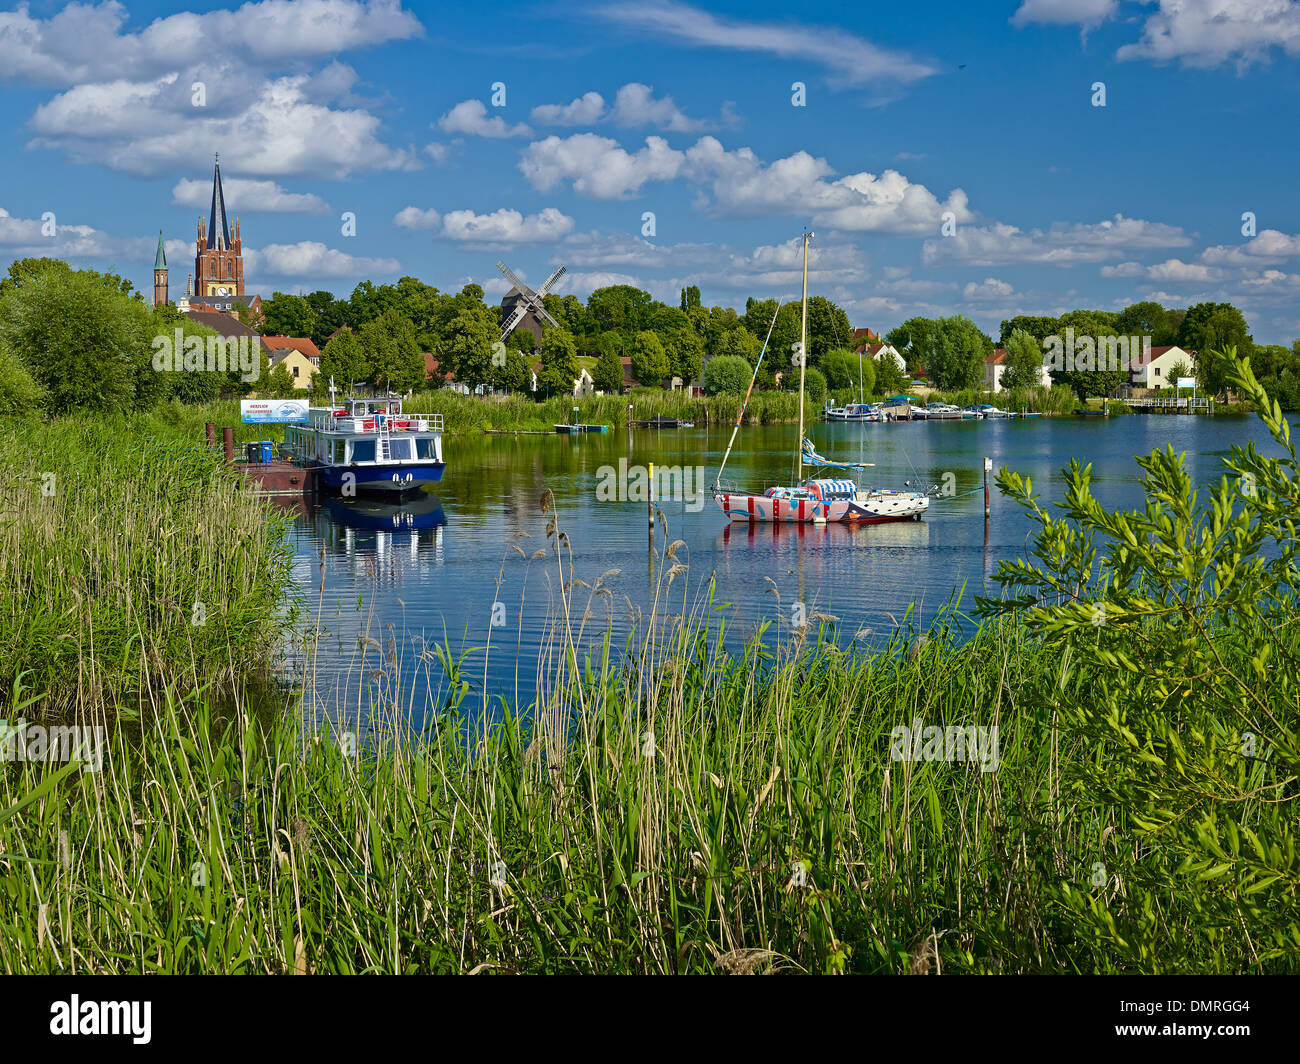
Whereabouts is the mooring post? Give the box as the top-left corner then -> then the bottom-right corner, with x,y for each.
222,426 -> 234,462
984,456 -> 991,519
649,461 -> 656,527
205,422 -> 216,449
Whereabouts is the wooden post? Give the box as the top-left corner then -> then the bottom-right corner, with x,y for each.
205,422 -> 216,448
222,426 -> 234,462
648,461 -> 655,526
984,457 -> 991,518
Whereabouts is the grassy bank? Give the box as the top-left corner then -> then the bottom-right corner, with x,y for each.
0,414 -> 294,714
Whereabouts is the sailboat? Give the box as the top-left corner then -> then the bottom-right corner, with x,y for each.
710,233 -> 930,525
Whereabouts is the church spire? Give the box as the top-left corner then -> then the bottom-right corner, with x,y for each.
154,230 -> 167,270
207,152 -> 230,251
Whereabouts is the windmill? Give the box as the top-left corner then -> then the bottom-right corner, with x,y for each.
496,260 -> 566,345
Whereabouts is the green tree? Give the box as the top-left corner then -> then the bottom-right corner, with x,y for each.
538,327 -> 579,395
0,267 -> 142,412
1001,328 -> 1044,390
259,292 -> 317,339
1115,300 -> 1178,346
874,354 -> 908,396
493,348 -> 532,393
1178,302 -> 1253,395
885,317 -> 939,374
262,360 -> 298,398
371,315 -> 425,392
667,328 -> 704,384
319,329 -> 369,391
927,315 -> 990,391
630,331 -> 669,387
797,366 -> 827,407
717,325 -> 761,365
0,257 -> 134,300
439,309 -> 496,391
700,355 -> 752,395
0,338 -> 45,413
997,315 -> 1059,346
592,338 -> 624,393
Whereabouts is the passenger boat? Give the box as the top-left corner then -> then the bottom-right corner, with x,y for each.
283,394 -> 444,497
710,233 -> 929,526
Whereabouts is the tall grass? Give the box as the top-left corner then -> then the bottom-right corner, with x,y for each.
0,415 -> 293,714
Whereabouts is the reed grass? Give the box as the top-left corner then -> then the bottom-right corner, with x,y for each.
0,414 -> 294,714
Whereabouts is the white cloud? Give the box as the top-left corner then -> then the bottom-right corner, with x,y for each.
30,72 -> 416,177
520,132 -> 972,233
531,91 -> 607,126
1201,229 -> 1300,266
593,0 -> 938,88
1100,260 -> 1144,277
520,134 -> 685,199
1240,269 -> 1300,289
438,207 -> 575,244
962,277 -> 1015,300
248,240 -> 400,278
172,178 -> 328,214
923,215 -> 1192,266
562,270 -> 644,297
1117,0 -> 1300,68
1146,258 -> 1221,282
0,206 -> 107,255
438,99 -> 532,138
609,83 -> 708,132
424,142 -> 454,164
1011,0 -> 1117,29
0,0 -> 423,87
393,206 -> 442,230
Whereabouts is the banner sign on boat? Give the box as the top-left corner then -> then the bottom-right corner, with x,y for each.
241,399 -> 309,424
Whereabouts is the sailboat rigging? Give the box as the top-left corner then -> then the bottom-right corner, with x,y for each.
710,232 -> 929,525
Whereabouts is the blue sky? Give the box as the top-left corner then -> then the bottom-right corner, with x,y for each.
2,0 -> 1299,341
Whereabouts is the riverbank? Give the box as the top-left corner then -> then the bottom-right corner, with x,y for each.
0,412 -> 295,715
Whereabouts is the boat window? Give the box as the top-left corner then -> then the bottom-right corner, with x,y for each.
349,439 -> 376,463
415,437 -> 438,460
333,439 -> 345,463
387,438 -> 413,461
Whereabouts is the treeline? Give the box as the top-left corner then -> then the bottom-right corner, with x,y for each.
886,300 -> 1300,404
261,279 -> 908,400
0,258 -> 301,416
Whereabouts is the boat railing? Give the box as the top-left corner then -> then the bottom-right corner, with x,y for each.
321,411 -> 443,434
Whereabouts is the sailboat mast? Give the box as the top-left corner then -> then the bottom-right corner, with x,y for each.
796,231 -> 811,483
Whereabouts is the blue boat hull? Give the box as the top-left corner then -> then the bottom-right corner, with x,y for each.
317,462 -> 445,496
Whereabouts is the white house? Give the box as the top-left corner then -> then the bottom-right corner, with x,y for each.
529,363 -> 595,396
1128,345 -> 1196,390
857,342 -> 906,374
983,348 -> 1051,393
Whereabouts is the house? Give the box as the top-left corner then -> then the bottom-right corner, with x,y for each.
261,335 -> 321,366
858,342 -> 905,373
851,327 -> 880,347
531,362 -> 594,396
423,354 -> 470,394
267,348 -> 318,390
1128,345 -> 1196,390
983,348 -> 1051,393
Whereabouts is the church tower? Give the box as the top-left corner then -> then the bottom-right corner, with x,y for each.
153,230 -> 168,307
194,154 -> 244,311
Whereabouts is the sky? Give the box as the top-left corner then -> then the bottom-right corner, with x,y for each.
1,0 -> 1299,342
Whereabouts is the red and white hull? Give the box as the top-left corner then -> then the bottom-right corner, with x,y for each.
713,489 -> 928,524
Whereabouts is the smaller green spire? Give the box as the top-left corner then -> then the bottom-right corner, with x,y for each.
154,230 -> 167,270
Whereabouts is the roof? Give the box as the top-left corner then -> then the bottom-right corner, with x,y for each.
207,155 -> 231,251
184,311 -> 259,339
154,231 -> 166,270
851,327 -> 879,342
261,335 -> 321,359
985,348 -> 1007,364
423,353 -> 454,381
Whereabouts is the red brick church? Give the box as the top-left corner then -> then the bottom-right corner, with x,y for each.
153,154 -> 259,320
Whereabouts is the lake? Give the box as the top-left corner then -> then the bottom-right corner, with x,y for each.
277,411 -> 1290,725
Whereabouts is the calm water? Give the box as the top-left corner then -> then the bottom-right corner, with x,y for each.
277,413 -> 1290,724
